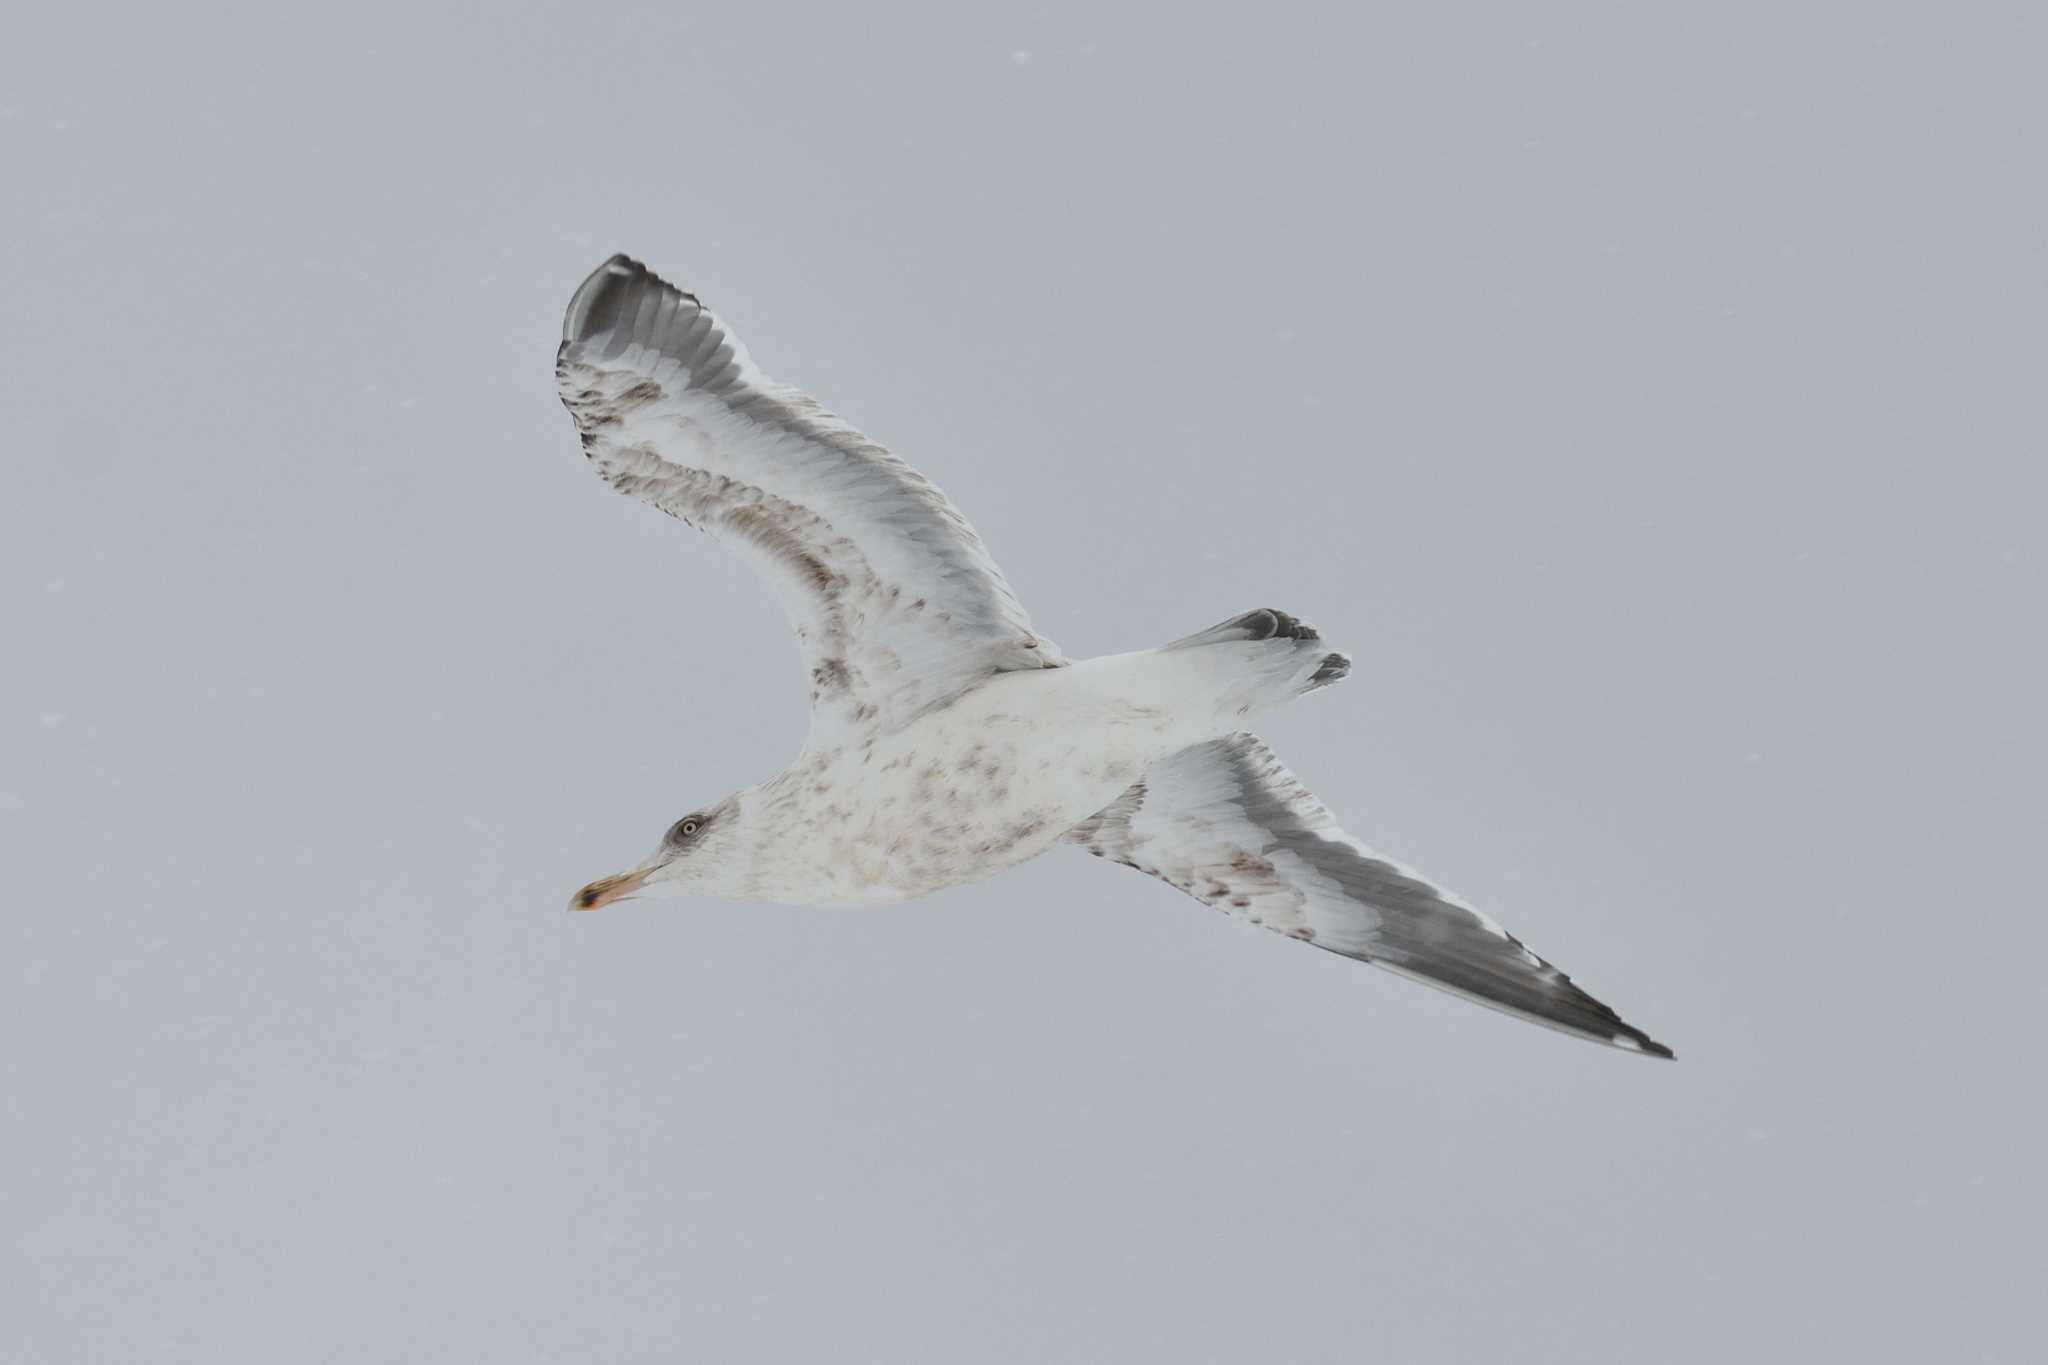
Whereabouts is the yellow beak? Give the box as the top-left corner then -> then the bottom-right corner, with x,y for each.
569,866 -> 652,912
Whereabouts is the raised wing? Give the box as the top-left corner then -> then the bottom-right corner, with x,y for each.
556,255 -> 1063,740
1067,734 -> 1671,1056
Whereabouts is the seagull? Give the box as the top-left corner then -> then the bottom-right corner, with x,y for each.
558,254 -> 1671,1058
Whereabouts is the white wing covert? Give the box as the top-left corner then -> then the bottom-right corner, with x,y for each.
1068,734 -> 1671,1056
556,255 -> 1063,741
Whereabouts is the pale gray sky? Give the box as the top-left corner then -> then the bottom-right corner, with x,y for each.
4,3 -> 2044,1361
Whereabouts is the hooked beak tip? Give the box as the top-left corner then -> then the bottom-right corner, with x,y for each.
569,868 -> 648,912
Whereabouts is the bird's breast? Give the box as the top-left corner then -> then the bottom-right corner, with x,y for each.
753,704 -> 1155,906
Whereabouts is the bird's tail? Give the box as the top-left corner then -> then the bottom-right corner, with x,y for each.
1159,608 -> 1351,710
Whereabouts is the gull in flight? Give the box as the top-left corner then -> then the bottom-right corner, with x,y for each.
558,255 -> 1671,1057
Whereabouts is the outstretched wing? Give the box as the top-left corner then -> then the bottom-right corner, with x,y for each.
1067,734 -> 1671,1056
556,255 -> 1063,741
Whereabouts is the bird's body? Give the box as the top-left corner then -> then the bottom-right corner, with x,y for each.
727,633 -> 1339,906
557,254 -> 1672,1057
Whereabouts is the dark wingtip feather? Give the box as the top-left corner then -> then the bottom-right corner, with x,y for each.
1619,1029 -> 1676,1060
562,253 -> 709,348
563,254 -> 661,346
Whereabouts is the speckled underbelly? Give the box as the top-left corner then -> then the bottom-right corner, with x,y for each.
744,654 -> 1217,906
773,718 -> 1161,905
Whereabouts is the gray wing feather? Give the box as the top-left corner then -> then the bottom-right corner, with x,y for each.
556,255 -> 1063,741
1067,734 -> 1672,1057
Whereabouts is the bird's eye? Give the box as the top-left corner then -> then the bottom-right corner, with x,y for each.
670,818 -> 700,842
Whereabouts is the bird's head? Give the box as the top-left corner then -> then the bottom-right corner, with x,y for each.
569,796 -> 742,910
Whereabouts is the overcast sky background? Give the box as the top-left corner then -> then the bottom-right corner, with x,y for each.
4,3 -> 2044,1361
